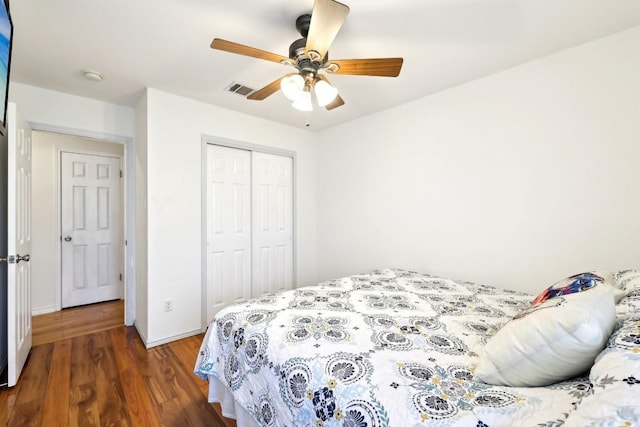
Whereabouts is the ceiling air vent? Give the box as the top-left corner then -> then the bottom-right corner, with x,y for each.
226,82 -> 255,97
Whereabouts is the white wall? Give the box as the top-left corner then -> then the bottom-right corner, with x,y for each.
9,83 -> 135,138
31,131 -> 124,314
317,26 -> 640,294
140,88 -> 318,345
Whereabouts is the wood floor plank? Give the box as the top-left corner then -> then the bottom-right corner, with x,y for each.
68,382 -> 100,427
97,378 -> 130,426
158,396 -> 194,427
6,399 -> 42,427
168,337 -> 237,427
41,339 -> 72,426
170,335 -> 203,371
32,311 -> 64,346
12,344 -> 53,404
93,331 -> 130,426
142,344 -> 176,407
32,300 -> 124,346
161,348 -> 221,427
0,380 -> 20,426
122,327 -> 176,408
109,327 -> 162,426
171,336 -> 212,398
92,330 -> 120,380
166,336 -> 238,426
9,344 -> 54,426
70,333 -> 97,388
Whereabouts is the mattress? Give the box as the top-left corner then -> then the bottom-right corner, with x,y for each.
194,269 -> 640,426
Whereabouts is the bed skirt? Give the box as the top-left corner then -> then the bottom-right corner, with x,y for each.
207,375 -> 259,427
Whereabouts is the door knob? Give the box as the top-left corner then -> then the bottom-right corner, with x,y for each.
16,254 -> 30,263
64,236 -> 72,242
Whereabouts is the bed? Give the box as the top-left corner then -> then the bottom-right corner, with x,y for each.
194,269 -> 640,426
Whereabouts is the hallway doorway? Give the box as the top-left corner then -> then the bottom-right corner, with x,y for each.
31,131 -> 125,321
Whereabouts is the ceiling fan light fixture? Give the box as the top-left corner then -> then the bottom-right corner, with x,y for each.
314,79 -> 339,107
280,74 -> 305,101
209,0 -> 404,115
292,90 -> 313,111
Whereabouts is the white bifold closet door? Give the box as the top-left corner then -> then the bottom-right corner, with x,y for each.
251,151 -> 294,296
205,145 -> 293,324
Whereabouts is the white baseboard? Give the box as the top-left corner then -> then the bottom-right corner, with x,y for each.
143,329 -> 203,349
32,306 -> 56,316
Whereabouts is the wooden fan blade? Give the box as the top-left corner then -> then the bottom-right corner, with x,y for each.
317,75 -> 345,110
211,38 -> 290,65
325,94 -> 345,110
325,58 -> 404,77
247,74 -> 295,100
305,0 -> 350,61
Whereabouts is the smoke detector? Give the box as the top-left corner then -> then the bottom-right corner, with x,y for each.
83,70 -> 104,82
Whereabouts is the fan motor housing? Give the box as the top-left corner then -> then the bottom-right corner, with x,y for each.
295,14 -> 312,37
290,14 -> 328,70
288,38 -> 307,60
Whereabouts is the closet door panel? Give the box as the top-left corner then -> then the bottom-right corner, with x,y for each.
206,145 -> 252,323
252,152 -> 293,296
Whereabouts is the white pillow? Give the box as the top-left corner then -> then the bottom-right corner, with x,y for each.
474,273 -> 617,387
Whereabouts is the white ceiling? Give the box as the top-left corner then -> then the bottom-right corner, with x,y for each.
9,0 -> 640,131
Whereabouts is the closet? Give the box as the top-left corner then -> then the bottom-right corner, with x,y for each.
204,143 -> 293,324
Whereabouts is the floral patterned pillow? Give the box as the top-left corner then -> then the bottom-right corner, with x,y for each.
563,315 -> 640,425
614,270 -> 640,292
614,270 -> 640,318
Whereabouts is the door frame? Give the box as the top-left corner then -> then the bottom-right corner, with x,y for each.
200,135 -> 297,331
59,150 -> 124,309
30,123 -> 136,326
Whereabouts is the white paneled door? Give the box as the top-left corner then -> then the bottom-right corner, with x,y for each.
252,152 -> 293,296
205,145 -> 293,324
61,152 -> 122,308
7,103 -> 33,387
206,145 -> 252,324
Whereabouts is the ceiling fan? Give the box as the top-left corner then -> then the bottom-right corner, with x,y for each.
210,0 -> 403,112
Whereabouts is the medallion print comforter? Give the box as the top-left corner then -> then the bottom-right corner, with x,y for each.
194,269 -> 640,426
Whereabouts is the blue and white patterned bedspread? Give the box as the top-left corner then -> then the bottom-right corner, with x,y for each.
194,269 -> 640,426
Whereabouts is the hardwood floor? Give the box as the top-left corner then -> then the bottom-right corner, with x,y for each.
1,302 -> 238,426
32,300 -> 125,346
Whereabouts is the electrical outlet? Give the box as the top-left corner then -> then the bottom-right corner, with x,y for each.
164,299 -> 173,312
